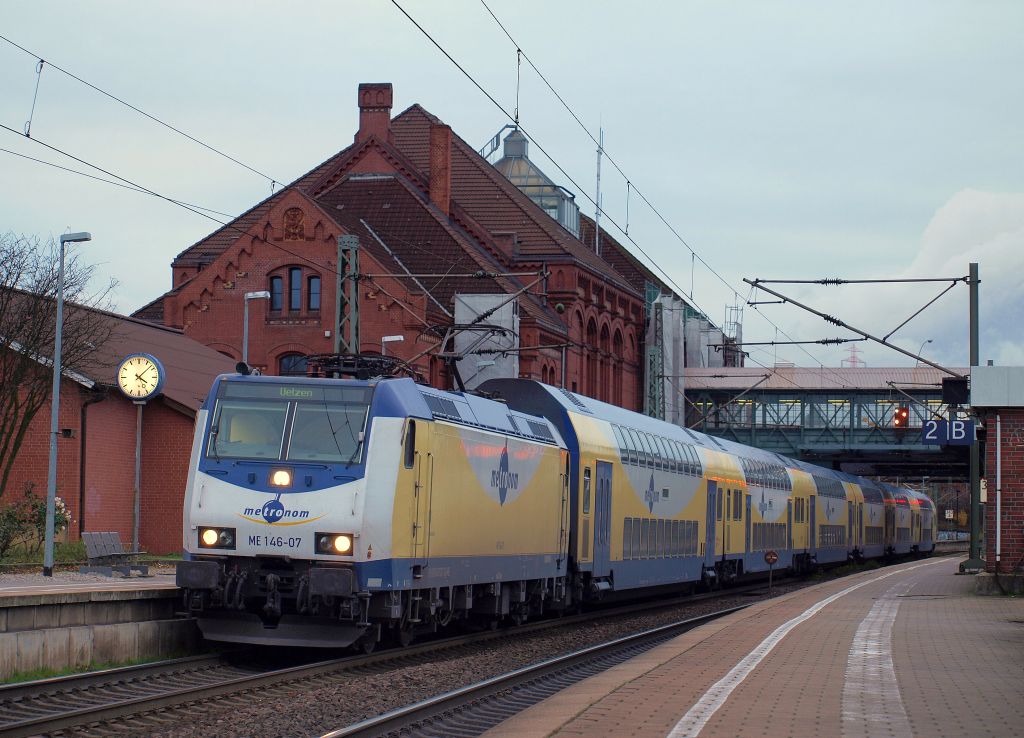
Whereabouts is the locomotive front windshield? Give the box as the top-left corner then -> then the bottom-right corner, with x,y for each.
207,381 -> 372,464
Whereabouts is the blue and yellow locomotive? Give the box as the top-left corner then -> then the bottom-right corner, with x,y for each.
176,374 -> 936,648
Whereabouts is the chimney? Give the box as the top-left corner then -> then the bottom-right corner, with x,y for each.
429,123 -> 452,216
355,83 -> 393,143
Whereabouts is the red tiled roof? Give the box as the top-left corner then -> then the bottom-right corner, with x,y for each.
150,97 -> 639,326
578,214 -> 671,296
391,106 -> 638,295
317,174 -> 561,331
8,291 -> 235,414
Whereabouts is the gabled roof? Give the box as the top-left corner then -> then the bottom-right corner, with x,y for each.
144,95 -> 640,327
578,214 -> 671,297
315,173 -> 562,331
6,290 -> 235,414
390,105 -> 638,294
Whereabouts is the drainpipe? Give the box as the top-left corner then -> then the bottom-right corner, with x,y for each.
996,414 -> 1001,566
78,387 -> 108,537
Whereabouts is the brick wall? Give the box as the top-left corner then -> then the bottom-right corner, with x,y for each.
982,407 -> 1024,573
3,374 -> 196,556
2,378 -> 84,533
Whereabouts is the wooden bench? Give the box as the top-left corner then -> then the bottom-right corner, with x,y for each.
79,531 -> 150,577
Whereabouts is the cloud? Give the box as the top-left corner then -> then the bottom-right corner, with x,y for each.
776,189 -> 1024,369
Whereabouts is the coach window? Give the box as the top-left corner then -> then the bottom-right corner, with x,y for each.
726,490 -> 732,520
734,491 -> 743,520
638,431 -> 655,466
583,467 -> 592,514
404,421 -> 416,468
627,429 -> 644,465
717,489 -> 723,521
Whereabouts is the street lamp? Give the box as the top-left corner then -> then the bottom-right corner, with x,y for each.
44,231 -> 91,577
381,334 -> 404,356
915,338 -> 933,366
242,291 -> 271,366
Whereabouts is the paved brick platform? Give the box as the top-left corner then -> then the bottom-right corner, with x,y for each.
486,557 -> 1024,738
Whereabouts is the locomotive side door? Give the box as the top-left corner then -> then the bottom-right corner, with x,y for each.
410,422 -> 432,576
592,461 -> 613,577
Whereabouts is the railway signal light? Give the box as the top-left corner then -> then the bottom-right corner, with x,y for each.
893,405 -> 910,428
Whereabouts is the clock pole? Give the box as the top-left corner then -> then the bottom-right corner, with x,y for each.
133,401 -> 143,553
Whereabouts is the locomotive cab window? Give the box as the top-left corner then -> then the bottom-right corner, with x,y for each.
208,401 -> 287,460
207,381 -> 372,464
583,467 -> 592,514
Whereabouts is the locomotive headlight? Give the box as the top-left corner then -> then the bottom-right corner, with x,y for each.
270,469 -> 292,487
316,532 -> 354,555
198,526 -> 236,550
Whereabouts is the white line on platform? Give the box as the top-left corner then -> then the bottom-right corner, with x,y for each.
841,579 -> 915,738
665,559 -> 942,738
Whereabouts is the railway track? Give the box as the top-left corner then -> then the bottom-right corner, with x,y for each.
323,605 -> 746,738
0,583 -> 771,737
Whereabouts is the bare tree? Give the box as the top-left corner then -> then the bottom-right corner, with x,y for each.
0,233 -> 117,500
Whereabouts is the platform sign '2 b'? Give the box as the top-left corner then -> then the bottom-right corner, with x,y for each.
921,419 -> 975,446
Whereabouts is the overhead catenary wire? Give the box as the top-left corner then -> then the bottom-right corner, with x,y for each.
471,0 -> 860,376
0,33 -> 281,186
0,147 -> 238,218
8,19 -> 848,377
0,122 -> 339,282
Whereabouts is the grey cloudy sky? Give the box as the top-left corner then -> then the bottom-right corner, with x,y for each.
1,0 -> 1021,370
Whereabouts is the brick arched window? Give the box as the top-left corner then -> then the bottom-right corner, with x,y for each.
269,266 -> 321,315
278,353 -> 308,376
613,329 -> 623,406
599,324 -> 610,402
586,318 -> 597,398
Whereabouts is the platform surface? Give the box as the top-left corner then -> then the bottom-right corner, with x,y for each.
486,557 -> 1024,738
0,571 -> 177,603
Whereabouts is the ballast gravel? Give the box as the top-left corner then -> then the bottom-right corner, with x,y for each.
135,580 -> 815,738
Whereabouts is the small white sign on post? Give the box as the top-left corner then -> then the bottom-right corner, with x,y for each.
945,509 -> 954,520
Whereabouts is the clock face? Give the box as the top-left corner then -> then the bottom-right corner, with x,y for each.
117,355 -> 162,400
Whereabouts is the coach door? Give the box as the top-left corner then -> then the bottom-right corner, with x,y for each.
704,481 -> 718,568
593,461 -> 613,577
809,495 -> 817,555
745,493 -> 752,555
848,501 -> 854,549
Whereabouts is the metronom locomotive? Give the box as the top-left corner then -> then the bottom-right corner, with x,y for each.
176,373 -> 936,649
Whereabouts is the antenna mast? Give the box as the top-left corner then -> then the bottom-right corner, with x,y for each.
594,127 -> 603,255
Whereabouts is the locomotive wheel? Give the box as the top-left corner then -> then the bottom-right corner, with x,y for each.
359,637 -> 376,654
398,624 -> 416,647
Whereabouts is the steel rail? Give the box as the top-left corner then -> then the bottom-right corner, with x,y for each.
0,583 -> 777,738
323,605 -> 748,738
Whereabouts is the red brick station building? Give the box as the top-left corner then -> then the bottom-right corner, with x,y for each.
134,82 -> 665,408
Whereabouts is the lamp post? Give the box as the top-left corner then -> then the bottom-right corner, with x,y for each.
242,291 -> 271,366
915,338 -> 932,366
44,231 -> 91,577
381,334 -> 404,356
